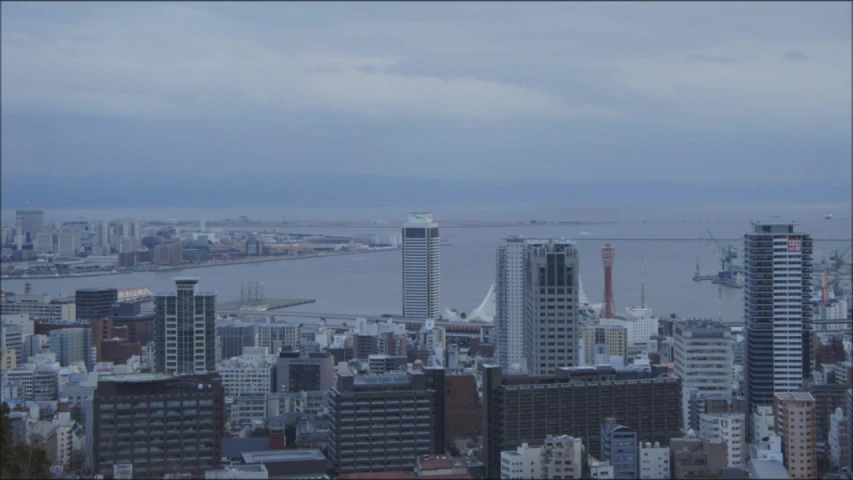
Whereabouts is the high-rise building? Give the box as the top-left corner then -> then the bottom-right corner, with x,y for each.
600,244 -> 616,319
75,288 -> 119,321
481,365 -> 682,478
117,218 -> 143,241
255,323 -> 300,354
402,213 -> 440,320
495,236 -> 527,373
829,407 -> 848,470
673,319 -> 734,429
0,322 -> 24,366
154,277 -> 216,374
773,392 -> 817,480
15,209 -> 44,244
523,239 -> 580,375
744,223 -> 812,439
56,231 -> 80,257
88,373 -> 224,478
601,419 -> 639,479
326,368 -> 446,474
275,350 -> 335,393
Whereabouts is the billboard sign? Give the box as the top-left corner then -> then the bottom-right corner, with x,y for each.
787,237 -> 802,253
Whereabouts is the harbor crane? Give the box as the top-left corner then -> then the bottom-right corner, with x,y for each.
701,229 -> 739,272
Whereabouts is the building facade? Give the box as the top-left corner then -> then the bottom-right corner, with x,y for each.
89,373 -> 224,478
154,277 -> 216,375
673,319 -> 734,397
495,236 -> 527,373
600,419 -> 639,479
699,412 -> 746,468
500,443 -> 542,480
326,368 -> 446,474
48,327 -> 93,368
639,441 -> 670,479
255,324 -> 300,355
580,325 -> 628,365
523,239 -> 580,375
75,288 -> 119,321
15,209 -> 44,244
402,213 -> 440,320
744,223 -> 812,439
773,392 -> 817,480
216,323 -> 257,360
481,365 -> 682,478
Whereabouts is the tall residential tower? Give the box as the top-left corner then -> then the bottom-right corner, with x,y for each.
495,236 -> 527,372
154,277 -> 217,374
601,244 -> 616,318
744,222 -> 812,439
402,213 -> 440,320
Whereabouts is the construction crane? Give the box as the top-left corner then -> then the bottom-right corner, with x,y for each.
702,229 -> 739,272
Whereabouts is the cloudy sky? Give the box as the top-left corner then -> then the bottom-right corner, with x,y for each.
2,2 -> 851,183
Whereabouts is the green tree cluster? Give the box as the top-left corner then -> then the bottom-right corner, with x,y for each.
0,402 -> 52,479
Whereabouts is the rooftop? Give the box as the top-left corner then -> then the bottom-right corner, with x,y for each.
749,459 -> 791,479
774,392 -> 815,402
98,373 -> 173,383
241,448 -> 326,464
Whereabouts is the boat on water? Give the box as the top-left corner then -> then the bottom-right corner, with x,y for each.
825,213 -> 833,220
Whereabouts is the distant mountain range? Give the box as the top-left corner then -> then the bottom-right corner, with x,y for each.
1,173 -> 850,208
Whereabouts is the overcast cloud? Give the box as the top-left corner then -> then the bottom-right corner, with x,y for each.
1,2 -> 851,183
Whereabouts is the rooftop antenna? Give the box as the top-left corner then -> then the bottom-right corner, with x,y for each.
718,285 -> 723,323
641,257 -> 646,309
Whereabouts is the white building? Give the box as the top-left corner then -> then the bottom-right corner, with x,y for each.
587,456 -> 614,479
699,412 -> 746,468
639,441 -> 670,479
35,232 -> 54,253
495,236 -> 527,373
541,435 -> 584,479
829,407 -> 849,470
402,213 -> 440,320
500,443 -> 542,479
57,232 -> 81,257
216,353 -> 277,396
205,464 -> 269,480
117,236 -> 139,253
749,432 -> 784,463
1,352 -> 61,401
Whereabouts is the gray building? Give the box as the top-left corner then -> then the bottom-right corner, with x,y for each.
847,388 -> 852,473
402,213 -> 440,320
495,236 -> 527,373
524,239 -> 580,375
75,288 -> 118,321
89,373 -> 224,478
0,322 -> 24,366
216,323 -> 256,360
481,365 -> 682,478
48,327 -> 92,368
601,419 -> 639,479
326,368 -> 446,474
673,319 -> 734,422
743,223 -> 812,439
15,209 -> 44,244
368,354 -> 408,374
275,350 -> 334,393
154,277 -> 216,375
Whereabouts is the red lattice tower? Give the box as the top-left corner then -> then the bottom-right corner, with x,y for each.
601,244 -> 616,318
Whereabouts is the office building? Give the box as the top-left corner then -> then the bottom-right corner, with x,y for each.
368,354 -> 408,374
481,365 -> 682,478
523,239 -> 580,375
699,412 -> 746,468
275,350 -> 335,393
600,419 -> 638,479
0,322 -> 24,366
154,277 -> 216,374
48,327 -> 93,368
495,236 -> 527,373
216,352 -> 276,396
89,372 -> 224,478
154,243 -> 184,266
255,323 -> 300,354
600,244 -> 616,318
0,294 -> 76,321
580,325 -> 628,365
75,288 -> 118,321
744,223 -> 812,438
402,213 -> 440,320
56,231 -> 80,257
829,407 -> 848,470
117,218 -> 143,241
674,319 -> 733,397
35,232 -> 54,253
670,436 -> 728,479
805,383 -> 848,445
15,209 -> 44,244
773,392 -> 817,480
500,443 -> 541,479
326,368 -> 446,474
216,323 -> 257,360
639,441 -> 670,479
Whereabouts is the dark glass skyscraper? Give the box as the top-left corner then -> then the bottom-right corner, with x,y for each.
154,277 -> 216,374
75,288 -> 119,321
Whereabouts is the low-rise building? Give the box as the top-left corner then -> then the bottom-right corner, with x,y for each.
0,294 -> 76,321
500,443 -> 541,479
205,464 -> 269,480
639,441 -> 670,479
542,435 -> 584,479
699,412 -> 746,468
216,352 -> 276,396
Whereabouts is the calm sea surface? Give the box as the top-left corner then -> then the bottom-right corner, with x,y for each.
2,204 -> 850,322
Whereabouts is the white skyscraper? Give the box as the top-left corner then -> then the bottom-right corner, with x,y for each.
744,222 -> 812,439
402,213 -> 440,320
495,236 -> 526,372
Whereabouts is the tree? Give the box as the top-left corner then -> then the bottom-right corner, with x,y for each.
1,402 -> 52,480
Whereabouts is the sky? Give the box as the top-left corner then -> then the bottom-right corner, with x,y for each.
2,2 -> 851,183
